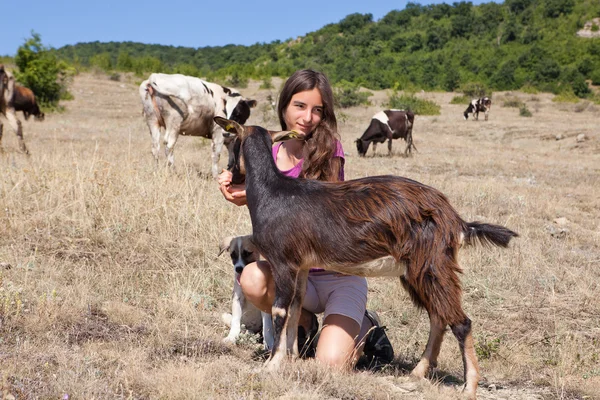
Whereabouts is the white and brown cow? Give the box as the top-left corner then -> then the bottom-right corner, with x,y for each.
463,97 -> 492,121
0,65 -> 38,154
355,109 -> 416,157
139,73 -> 257,177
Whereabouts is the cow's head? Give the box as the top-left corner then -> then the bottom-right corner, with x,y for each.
225,94 -> 257,125
355,138 -> 368,157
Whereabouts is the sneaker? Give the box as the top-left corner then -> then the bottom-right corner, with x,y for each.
297,311 -> 319,359
362,310 -> 394,367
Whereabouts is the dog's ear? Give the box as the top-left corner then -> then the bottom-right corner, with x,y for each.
219,236 -> 234,256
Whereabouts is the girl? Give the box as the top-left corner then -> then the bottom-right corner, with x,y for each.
218,69 -> 393,370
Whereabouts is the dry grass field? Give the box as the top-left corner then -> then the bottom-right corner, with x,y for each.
1,72 -> 598,399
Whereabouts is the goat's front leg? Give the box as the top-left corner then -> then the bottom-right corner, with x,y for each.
286,269 -> 308,358
411,314 -> 446,379
387,138 -> 393,156
264,266 -> 301,371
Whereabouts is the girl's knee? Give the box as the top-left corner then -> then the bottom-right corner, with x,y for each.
316,345 -> 356,370
240,261 -> 271,300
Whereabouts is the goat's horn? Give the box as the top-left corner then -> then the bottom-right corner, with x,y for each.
272,130 -> 306,143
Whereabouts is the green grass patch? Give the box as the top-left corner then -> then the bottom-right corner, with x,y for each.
450,95 -> 470,104
553,91 -> 580,103
388,93 -> 440,115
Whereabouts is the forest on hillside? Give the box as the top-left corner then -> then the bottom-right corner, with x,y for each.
35,0 -> 600,98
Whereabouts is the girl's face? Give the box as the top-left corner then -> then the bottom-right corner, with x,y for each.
283,88 -> 323,136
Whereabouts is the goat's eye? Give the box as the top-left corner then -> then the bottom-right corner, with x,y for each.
230,251 -> 238,260
242,250 -> 253,258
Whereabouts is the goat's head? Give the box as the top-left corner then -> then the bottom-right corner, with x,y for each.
215,117 -> 304,184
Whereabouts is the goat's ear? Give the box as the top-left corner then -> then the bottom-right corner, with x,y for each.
219,236 -> 234,256
272,130 -> 306,143
214,117 -> 243,136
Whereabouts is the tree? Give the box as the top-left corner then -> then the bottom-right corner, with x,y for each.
14,32 -> 73,108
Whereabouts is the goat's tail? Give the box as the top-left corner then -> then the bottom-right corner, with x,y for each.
464,221 -> 518,248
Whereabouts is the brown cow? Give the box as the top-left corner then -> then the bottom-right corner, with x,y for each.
13,85 -> 44,121
0,65 -> 37,154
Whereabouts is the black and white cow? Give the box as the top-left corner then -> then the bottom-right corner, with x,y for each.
355,109 -> 416,157
139,73 -> 257,177
463,97 -> 492,121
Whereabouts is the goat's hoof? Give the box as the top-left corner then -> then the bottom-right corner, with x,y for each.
458,383 -> 477,400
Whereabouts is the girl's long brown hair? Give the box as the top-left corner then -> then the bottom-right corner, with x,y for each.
277,69 -> 341,182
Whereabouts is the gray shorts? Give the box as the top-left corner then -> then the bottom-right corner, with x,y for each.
302,272 -> 368,328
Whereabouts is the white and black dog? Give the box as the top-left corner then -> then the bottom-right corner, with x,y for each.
219,235 -> 274,350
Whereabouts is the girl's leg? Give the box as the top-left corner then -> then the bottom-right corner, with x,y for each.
315,314 -> 362,370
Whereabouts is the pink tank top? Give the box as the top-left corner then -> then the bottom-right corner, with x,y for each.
272,140 -> 345,272
272,141 -> 345,181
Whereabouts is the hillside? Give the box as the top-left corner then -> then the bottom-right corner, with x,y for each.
53,0 -> 600,96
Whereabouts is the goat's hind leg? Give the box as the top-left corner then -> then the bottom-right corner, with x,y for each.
451,317 -> 480,399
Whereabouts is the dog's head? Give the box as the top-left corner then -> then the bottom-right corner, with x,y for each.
219,235 -> 259,275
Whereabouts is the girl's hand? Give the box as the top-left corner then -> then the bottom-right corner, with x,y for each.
217,169 -> 233,186
220,184 -> 247,206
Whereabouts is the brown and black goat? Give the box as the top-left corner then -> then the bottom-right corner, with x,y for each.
214,117 -> 518,399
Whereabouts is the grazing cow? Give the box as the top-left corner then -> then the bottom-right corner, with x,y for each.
463,97 -> 492,121
355,109 -> 416,157
0,65 -> 30,154
139,73 -> 257,177
13,85 -> 44,121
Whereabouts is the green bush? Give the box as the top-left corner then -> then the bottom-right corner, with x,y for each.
520,83 -> 539,94
552,90 -> 580,103
90,52 -> 113,71
450,95 -> 470,104
388,92 -> 441,115
519,104 -> 532,117
503,98 -> 524,108
334,80 -> 372,108
459,82 -> 490,99
226,72 -> 248,88
259,77 -> 274,89
14,32 -> 74,109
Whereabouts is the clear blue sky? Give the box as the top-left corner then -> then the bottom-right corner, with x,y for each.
0,0 -> 495,56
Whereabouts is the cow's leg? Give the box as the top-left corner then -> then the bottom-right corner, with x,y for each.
164,128 -> 179,166
211,128 -> 225,179
0,120 -> 4,152
405,134 -> 412,156
264,265 -> 301,371
451,318 -> 480,399
5,109 -> 28,154
148,122 -> 162,162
